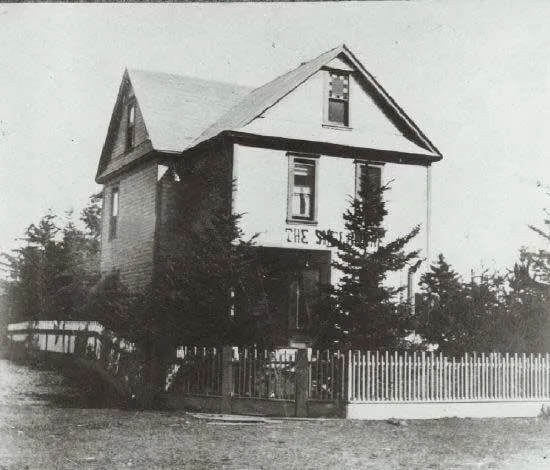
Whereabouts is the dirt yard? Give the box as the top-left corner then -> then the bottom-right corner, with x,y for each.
2,357 -> 549,469
2,406 -> 550,469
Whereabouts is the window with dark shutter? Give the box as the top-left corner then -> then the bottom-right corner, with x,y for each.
355,162 -> 382,200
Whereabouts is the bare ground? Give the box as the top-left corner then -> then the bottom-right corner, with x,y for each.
1,406 -> 550,470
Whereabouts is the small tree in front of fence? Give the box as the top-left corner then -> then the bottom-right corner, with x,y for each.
316,170 -> 420,350
497,249 -> 550,353
415,254 -> 475,356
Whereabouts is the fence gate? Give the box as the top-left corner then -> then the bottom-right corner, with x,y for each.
169,347 -> 347,417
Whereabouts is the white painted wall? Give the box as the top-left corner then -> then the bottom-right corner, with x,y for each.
240,65 -> 433,158
233,144 -> 429,289
262,69 -> 402,139
233,58 -> 435,292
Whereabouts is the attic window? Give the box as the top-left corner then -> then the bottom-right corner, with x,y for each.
325,71 -> 349,127
126,102 -> 136,151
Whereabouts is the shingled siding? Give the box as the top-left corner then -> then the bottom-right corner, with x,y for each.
100,161 -> 158,292
111,92 -> 148,160
155,172 -> 183,275
155,142 -> 232,281
97,87 -> 153,182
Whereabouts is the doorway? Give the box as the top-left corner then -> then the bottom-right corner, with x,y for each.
258,248 -> 331,346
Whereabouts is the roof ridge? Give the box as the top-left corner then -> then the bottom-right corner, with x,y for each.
192,45 -> 344,147
255,45 -> 342,88
127,68 -> 254,91
243,45 -> 343,98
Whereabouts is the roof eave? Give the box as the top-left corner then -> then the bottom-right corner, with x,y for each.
341,46 -> 442,157
183,130 -> 441,166
95,149 -> 180,184
95,69 -> 132,181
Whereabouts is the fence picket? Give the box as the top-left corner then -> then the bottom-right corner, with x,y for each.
375,351 -> 380,401
397,356 -> 405,401
543,353 -> 550,399
405,352 -> 410,401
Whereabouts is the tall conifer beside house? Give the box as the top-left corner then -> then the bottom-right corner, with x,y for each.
95,44 -> 442,347
316,170 -> 421,349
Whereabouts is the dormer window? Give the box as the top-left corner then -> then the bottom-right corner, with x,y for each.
126,102 -> 136,151
326,71 -> 349,127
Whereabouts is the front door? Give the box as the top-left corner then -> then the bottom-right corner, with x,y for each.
288,267 -> 320,340
258,248 -> 330,346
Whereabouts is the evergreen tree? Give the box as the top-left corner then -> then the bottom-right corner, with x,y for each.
415,253 -> 538,355
499,250 -> 550,353
1,194 -> 102,322
151,164 -> 265,348
415,254 -> 485,355
317,171 -> 420,350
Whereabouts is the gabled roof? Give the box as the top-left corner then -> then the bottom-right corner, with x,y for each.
194,46 -> 343,147
191,44 -> 441,157
97,44 -> 441,182
96,70 -> 253,181
129,70 -> 253,152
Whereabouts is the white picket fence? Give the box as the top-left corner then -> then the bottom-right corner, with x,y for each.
347,351 -> 550,402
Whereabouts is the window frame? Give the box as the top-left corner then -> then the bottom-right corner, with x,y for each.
324,69 -> 351,128
109,186 -> 119,240
287,154 -> 319,225
354,160 -> 384,200
125,101 -> 136,151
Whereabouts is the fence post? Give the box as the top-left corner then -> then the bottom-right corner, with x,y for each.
295,348 -> 309,418
221,346 -> 234,414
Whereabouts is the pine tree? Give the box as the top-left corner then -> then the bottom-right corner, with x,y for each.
415,254 -> 470,355
318,171 -> 420,350
500,250 -> 550,352
416,254 -> 512,355
152,163 -> 265,348
1,195 -> 103,323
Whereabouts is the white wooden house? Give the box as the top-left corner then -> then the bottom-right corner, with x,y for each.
96,44 -> 442,346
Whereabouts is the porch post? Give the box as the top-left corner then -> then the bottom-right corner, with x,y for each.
295,348 -> 309,418
221,346 -> 234,413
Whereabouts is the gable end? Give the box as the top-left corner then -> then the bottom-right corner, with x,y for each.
96,71 -> 152,183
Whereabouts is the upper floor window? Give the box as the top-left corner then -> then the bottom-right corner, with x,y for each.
126,102 -> 136,151
355,161 -> 382,200
288,155 -> 318,223
109,187 -> 119,240
326,71 -> 350,127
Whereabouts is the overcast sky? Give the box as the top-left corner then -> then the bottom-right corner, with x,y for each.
1,1 -> 550,278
